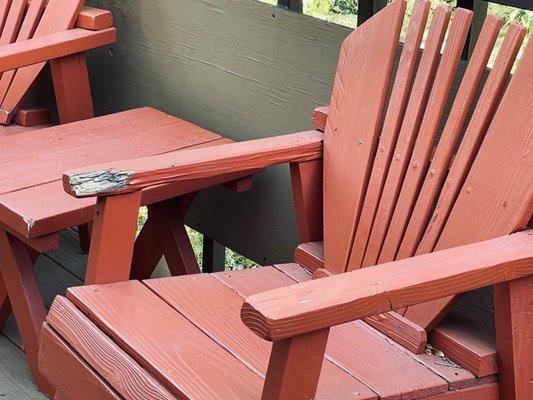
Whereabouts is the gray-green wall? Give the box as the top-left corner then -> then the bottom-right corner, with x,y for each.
85,0 -> 349,264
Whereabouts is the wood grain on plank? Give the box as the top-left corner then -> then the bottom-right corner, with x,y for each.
293,241 -> 324,272
45,297 -> 175,400
76,7 -> 113,31
322,0 -> 405,273
67,280 -> 264,399
430,312 -> 497,377
218,265 -> 448,399
348,0 -> 430,270
63,130 -> 324,197
362,5 -> 451,268
145,272 -> 376,399
404,39 -> 533,329
242,231 -> 533,341
1,0 -> 84,121
0,27 -> 116,74
416,23 -> 527,255
378,8 -> 473,264
39,324 -> 123,400
396,14 -> 501,260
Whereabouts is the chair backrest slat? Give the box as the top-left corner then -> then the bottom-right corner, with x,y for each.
403,39 -> 533,328
0,0 -> 83,124
0,0 -> 46,104
416,22 -> 527,255
347,0 -> 430,271
395,14 -> 501,261
0,0 -> 24,46
322,0 -> 406,274
0,0 -> 12,34
361,6 -> 451,268
378,9 -> 473,264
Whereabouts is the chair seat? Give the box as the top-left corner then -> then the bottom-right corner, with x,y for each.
0,108 -> 241,239
41,264 -> 498,400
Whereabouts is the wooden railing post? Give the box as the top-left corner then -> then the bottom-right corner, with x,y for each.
261,328 -> 329,400
494,275 -> 533,399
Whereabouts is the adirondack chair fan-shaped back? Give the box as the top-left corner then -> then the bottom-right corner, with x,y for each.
0,0 -> 84,124
321,0 -> 531,347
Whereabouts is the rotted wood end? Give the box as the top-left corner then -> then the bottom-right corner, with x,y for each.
64,169 -> 134,197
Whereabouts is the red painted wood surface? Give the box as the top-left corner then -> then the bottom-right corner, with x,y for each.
75,7 -> 113,31
323,0 -> 405,273
1,0 -> 84,122
242,231 -> 533,341
404,38 -> 533,329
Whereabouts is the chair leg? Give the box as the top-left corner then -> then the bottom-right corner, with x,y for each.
147,193 -> 200,276
130,216 -> 164,280
262,328 -> 329,400
77,223 -> 93,253
85,192 -> 142,285
0,229 -> 54,396
0,245 -> 40,331
494,275 -> 533,400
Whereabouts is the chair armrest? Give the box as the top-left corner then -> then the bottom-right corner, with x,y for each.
63,130 -> 323,197
241,231 -> 533,341
0,27 -> 116,73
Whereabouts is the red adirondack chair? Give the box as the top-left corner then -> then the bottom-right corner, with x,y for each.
39,1 -> 532,399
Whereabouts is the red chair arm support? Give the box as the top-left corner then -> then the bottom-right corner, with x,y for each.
241,231 -> 533,341
63,130 -> 323,197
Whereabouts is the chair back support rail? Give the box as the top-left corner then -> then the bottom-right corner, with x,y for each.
0,0 -> 115,125
60,1 -> 532,399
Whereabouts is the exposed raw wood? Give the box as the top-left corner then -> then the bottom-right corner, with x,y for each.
404,39 -> 533,329
76,7 -> 113,31
63,130 -> 323,197
13,107 -> 51,127
0,28 -> 116,74
242,231 -> 533,341
322,0 -> 405,273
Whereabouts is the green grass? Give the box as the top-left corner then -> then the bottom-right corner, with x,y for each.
137,207 -> 258,271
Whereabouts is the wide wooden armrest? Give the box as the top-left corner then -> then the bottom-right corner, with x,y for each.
63,130 -> 323,197
241,231 -> 533,341
0,27 -> 116,73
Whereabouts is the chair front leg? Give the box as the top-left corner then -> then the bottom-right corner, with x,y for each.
85,191 -> 142,285
0,230 -> 53,396
494,274 -> 533,400
262,328 -> 330,400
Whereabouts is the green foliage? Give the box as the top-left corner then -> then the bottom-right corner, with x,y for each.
331,0 -> 358,15
137,207 -> 258,271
